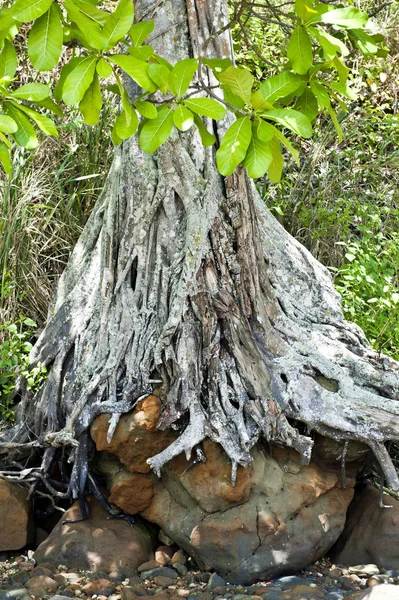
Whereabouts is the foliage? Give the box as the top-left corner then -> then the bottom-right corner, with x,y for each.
0,0 -> 387,181
0,315 -> 47,422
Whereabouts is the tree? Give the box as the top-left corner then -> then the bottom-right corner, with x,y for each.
1,0 -> 399,512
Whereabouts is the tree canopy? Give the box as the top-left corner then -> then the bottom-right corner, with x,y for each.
0,0 -> 388,180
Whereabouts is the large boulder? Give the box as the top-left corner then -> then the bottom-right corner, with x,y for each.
331,484 -> 399,569
91,400 -> 362,584
0,479 -> 32,551
34,497 -> 155,576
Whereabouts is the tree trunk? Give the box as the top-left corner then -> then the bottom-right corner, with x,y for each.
1,0 -> 399,502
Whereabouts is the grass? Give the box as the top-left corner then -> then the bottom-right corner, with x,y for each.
0,98 -> 116,328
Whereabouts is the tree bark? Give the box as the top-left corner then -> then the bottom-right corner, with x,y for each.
1,0 -> 399,501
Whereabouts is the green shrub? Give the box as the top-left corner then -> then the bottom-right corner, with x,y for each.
0,316 -> 47,423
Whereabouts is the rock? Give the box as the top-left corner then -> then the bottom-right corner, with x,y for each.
349,584 -> 399,599
171,550 -> 187,566
0,587 -> 32,600
155,550 -> 171,565
139,445 -> 356,584
25,574 -> 60,596
173,562 -> 188,577
81,578 -> 116,596
349,566 -> 381,576
91,396 -> 177,515
34,497 -> 154,576
208,573 -> 227,589
138,560 -> 162,572
140,567 -> 178,580
153,576 -> 176,587
331,485 -> 399,570
0,480 -> 32,551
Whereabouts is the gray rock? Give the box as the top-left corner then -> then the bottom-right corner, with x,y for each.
173,561 -> 188,576
49,596 -> 78,600
0,588 -> 32,600
208,573 -> 227,589
273,575 -> 307,587
325,593 -> 344,600
140,566 -> 178,580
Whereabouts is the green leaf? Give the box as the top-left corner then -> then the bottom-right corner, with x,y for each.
333,56 -> 349,83
173,105 -> 194,132
287,26 -> 313,75
268,137 -> 284,183
320,7 -> 368,29
267,124 -> 299,164
0,143 -> 11,176
0,40 -> 17,81
129,20 -> 154,46
139,106 -> 174,153
257,120 -> 274,142
251,90 -> 274,113
11,101 -> 58,137
310,80 -> 331,109
75,2 -> 108,26
263,108 -> 312,138
218,66 -> 253,103
203,58 -> 232,74
79,72 -> 102,125
62,56 -> 97,105
10,83 -> 50,101
183,98 -> 226,120
102,0 -> 134,49
327,105 -> 343,142
294,87 -> 318,121
193,113 -> 216,147
54,57 -> 82,100
96,58 -> 113,78
295,0 -> 318,22
148,63 -> 170,93
64,0 -> 107,50
312,28 -> 349,59
0,114 -> 17,133
115,106 -> 138,140
36,96 -> 63,116
0,9 -> 15,47
216,116 -> 252,176
260,72 -> 305,105
28,3 -> 63,71
4,103 -> 38,149
330,81 -> 357,101
129,46 -> 154,61
242,126 -> 273,178
170,58 -> 198,97
136,100 -> 157,119
12,0 -> 53,22
351,29 -> 379,55
110,55 -> 156,92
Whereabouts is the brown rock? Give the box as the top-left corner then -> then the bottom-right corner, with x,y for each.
280,584 -> 324,598
34,526 -> 49,548
170,550 -> 186,566
122,589 -> 140,600
140,446 -> 355,584
91,396 -> 177,474
329,568 -> 343,578
138,560 -> 162,572
34,497 -> 155,576
30,565 -> 55,578
153,576 -> 177,587
155,550 -> 171,565
91,396 -> 178,514
25,574 -> 60,596
0,479 -> 32,551
331,485 -> 399,570
82,578 -> 116,596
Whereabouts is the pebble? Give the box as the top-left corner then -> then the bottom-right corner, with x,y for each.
1,553 -> 399,600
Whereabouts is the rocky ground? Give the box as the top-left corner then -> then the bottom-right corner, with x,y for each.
0,549 -> 398,600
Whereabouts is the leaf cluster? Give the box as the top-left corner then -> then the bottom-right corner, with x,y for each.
0,316 -> 47,423
0,0 -> 388,180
